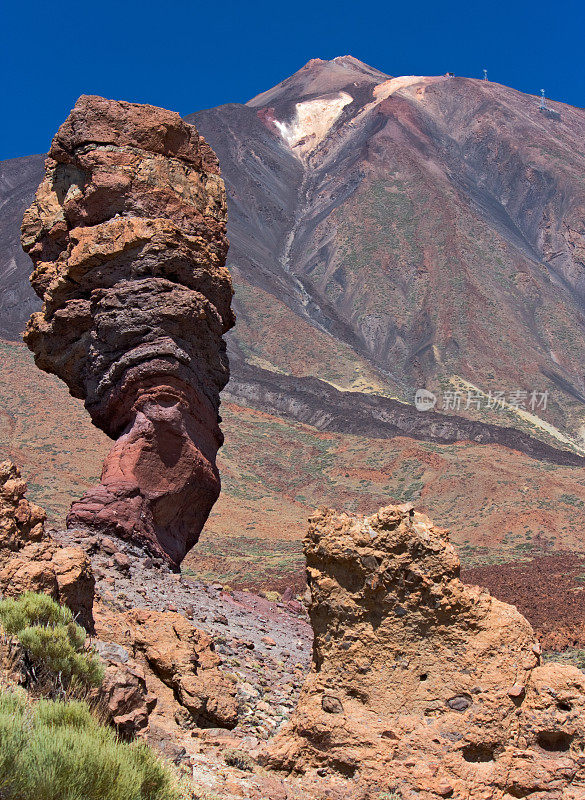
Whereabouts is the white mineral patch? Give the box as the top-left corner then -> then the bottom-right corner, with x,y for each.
372,75 -> 426,102
275,92 -> 353,157
347,75 -> 429,129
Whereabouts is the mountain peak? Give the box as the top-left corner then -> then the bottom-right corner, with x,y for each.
247,55 -> 390,109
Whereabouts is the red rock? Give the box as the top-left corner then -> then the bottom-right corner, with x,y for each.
98,656 -> 154,738
112,552 -> 131,572
282,586 -> 294,602
508,683 -> 526,699
22,95 -> 234,569
100,537 -> 118,555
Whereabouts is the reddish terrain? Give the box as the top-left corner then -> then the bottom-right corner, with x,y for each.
4,337 -> 585,651
465,553 -> 585,651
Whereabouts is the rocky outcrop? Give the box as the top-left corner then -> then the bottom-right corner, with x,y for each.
266,505 -> 585,799
95,641 -> 157,738
95,605 -> 239,732
22,95 -> 234,568
0,460 -> 94,629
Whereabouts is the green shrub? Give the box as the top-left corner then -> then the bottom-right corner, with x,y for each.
0,592 -> 76,634
0,689 -> 178,800
223,747 -> 254,771
0,592 -> 103,688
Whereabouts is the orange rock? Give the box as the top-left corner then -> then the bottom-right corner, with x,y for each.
98,655 -> 156,738
266,505 -> 585,799
0,461 -> 94,629
95,604 -> 238,732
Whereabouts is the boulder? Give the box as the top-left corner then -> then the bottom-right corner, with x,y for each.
0,461 -> 94,630
266,505 -> 585,799
95,605 -> 238,731
98,651 -> 157,738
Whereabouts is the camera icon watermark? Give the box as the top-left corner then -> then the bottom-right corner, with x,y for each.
414,389 -> 438,411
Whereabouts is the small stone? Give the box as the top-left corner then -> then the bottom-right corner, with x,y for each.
93,641 -> 130,664
101,537 -> 118,555
447,695 -> 472,712
321,695 -> 344,714
113,552 -> 131,572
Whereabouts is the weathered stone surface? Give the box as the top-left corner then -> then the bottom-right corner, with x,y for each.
98,649 -> 157,739
95,605 -> 238,731
266,505 -> 585,799
0,460 -> 46,550
0,461 -> 94,630
22,95 -> 234,567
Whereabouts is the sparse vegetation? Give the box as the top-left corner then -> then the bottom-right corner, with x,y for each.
223,747 -> 255,771
543,648 -> 585,671
0,689 -> 178,800
0,592 -> 103,689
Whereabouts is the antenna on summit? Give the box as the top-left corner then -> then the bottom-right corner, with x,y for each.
483,69 -> 488,81
538,89 -> 561,120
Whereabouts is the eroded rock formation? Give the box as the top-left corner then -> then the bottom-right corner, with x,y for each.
267,505 -> 585,799
95,605 -> 239,732
0,461 -> 94,629
22,95 -> 234,567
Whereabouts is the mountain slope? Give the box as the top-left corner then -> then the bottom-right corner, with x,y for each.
189,57 -> 585,443
0,154 -> 45,339
3,57 -> 585,451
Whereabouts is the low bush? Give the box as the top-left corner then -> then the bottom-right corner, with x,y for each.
0,689 -> 178,800
0,592 -> 103,688
223,747 -> 254,771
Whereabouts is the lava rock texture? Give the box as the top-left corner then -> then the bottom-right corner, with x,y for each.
0,461 -> 94,630
22,95 -> 234,568
266,505 -> 585,799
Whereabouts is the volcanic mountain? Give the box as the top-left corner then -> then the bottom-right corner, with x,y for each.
190,56 -> 585,449
4,57 -> 585,602
5,56 -> 585,451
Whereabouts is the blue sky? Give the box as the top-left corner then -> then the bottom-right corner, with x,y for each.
2,0 -> 584,160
